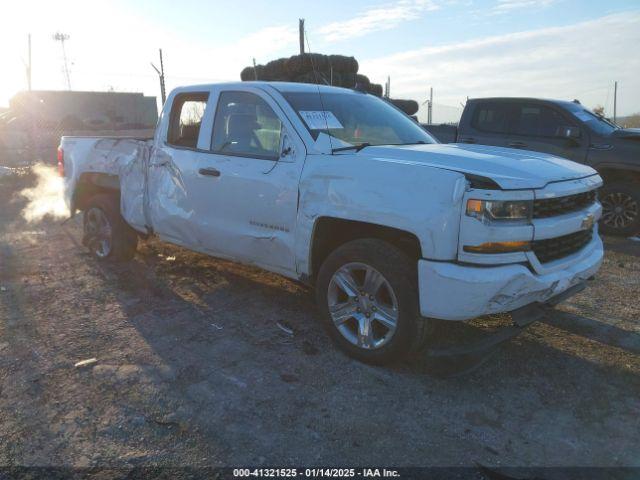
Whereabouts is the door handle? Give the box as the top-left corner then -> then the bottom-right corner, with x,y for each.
459,137 -> 476,144
508,141 -> 527,148
199,167 -> 220,177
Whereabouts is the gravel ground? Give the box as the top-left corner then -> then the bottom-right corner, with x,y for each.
1,172 -> 639,476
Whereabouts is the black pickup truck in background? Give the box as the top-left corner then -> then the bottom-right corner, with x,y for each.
423,98 -> 640,236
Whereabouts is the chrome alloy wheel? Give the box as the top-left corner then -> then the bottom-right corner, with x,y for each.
601,192 -> 639,230
327,262 -> 399,350
85,207 -> 113,258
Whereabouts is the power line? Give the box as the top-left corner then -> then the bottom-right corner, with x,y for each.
603,84 -> 611,115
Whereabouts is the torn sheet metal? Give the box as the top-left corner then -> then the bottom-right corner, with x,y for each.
417,238 -> 603,320
295,152 -> 466,276
60,137 -> 152,233
146,148 -> 197,244
145,145 -> 303,280
119,141 -> 152,231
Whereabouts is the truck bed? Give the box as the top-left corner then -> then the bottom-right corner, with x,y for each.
60,135 -> 153,232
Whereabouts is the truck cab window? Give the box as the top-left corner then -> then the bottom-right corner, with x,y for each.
167,93 -> 209,148
513,105 -> 569,137
471,103 -> 509,133
211,91 -> 282,160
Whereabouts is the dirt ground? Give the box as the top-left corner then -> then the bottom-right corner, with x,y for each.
1,171 -> 639,476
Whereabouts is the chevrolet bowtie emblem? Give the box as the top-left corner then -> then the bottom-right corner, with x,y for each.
581,214 -> 595,230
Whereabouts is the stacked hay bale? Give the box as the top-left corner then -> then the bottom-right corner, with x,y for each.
388,99 -> 419,116
240,54 -> 365,90
240,54 -> 418,116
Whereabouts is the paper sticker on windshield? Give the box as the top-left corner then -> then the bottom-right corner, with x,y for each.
299,111 -> 343,130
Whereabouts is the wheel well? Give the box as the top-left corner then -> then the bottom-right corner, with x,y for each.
310,217 -> 422,282
73,173 -> 120,212
597,168 -> 640,185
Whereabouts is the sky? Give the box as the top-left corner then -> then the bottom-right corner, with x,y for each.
1,0 -> 639,123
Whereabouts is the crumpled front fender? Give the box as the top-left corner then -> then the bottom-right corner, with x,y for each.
418,235 -> 603,320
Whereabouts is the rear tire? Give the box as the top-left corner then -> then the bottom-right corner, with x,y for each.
83,194 -> 138,262
599,181 -> 640,236
316,238 -> 429,365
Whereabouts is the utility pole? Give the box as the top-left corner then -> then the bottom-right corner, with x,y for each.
384,76 -> 391,98
53,32 -> 71,90
613,81 -> 618,124
27,34 -> 32,91
299,19 -> 305,55
427,87 -> 433,124
151,49 -> 166,105
159,49 -> 166,105
252,58 -> 258,80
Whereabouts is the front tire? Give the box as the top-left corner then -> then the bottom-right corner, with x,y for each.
316,238 -> 429,365
83,194 -> 138,262
599,181 -> 640,236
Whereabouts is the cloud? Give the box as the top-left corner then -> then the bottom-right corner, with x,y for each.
492,0 -> 556,14
232,26 -> 298,60
162,25 -> 298,86
361,12 -> 640,122
318,0 -> 440,42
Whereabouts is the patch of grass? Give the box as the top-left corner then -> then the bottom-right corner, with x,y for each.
618,113 -> 640,128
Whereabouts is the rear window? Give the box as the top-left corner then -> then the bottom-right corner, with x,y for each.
471,103 -> 509,134
167,93 -> 209,149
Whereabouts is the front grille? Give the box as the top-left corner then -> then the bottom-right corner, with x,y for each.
532,229 -> 593,263
533,190 -> 597,218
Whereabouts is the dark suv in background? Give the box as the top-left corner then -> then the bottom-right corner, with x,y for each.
423,98 -> 640,236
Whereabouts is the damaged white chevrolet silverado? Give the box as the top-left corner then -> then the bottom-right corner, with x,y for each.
59,82 -> 604,364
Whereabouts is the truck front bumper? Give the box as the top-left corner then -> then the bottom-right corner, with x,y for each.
418,235 -> 603,320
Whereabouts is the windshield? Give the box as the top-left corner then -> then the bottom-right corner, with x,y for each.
281,91 -> 436,149
565,103 -> 618,136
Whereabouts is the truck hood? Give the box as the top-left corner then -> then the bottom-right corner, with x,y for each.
359,143 -> 598,190
611,128 -> 640,140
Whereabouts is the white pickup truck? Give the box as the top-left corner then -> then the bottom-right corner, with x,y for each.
60,81 -> 603,364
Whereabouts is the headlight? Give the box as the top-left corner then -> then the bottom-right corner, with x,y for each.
466,199 -> 532,221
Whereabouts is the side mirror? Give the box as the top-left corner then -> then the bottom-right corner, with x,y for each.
281,146 -> 292,157
556,126 -> 581,139
279,131 -> 295,161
